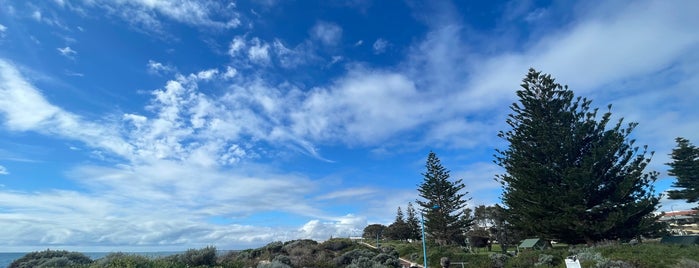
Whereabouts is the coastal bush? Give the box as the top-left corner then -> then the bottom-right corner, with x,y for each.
272,254 -> 291,265
372,253 -> 400,267
282,239 -> 318,254
10,249 -> 93,268
489,253 -> 509,268
264,241 -> 284,254
334,249 -> 376,266
320,238 -> 353,251
257,260 -> 291,268
91,252 -> 151,267
594,243 -> 699,268
180,246 -> 217,266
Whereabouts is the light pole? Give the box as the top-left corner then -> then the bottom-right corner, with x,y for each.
420,205 -> 439,268
420,212 -> 428,268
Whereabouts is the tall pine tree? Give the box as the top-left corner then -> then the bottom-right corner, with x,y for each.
667,137 -> 699,208
417,151 -> 471,245
495,68 -> 662,244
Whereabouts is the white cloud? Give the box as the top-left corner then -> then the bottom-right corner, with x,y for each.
310,21 -> 342,46
247,38 -> 270,64
196,68 -> 218,80
315,188 -> 377,201
453,162 -> 503,207
228,36 -> 246,56
297,215 -> 365,240
223,66 -> 237,79
0,24 -> 6,38
0,165 -> 8,175
80,0 -> 241,32
659,192 -> 697,212
0,59 -> 132,158
147,60 -> 174,74
57,46 -> 77,58
32,10 -> 42,21
290,69 -> 433,144
372,38 -> 388,54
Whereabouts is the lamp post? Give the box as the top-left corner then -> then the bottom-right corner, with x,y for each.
420,212 -> 428,268
421,205 -> 439,268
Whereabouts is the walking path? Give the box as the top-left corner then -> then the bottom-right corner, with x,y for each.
358,241 -> 422,268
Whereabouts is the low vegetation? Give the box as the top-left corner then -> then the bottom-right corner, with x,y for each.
10,239 -> 699,268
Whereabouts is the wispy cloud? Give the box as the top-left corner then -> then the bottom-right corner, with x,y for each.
227,35 -> 320,69
372,38 -> 388,54
147,60 -> 174,75
57,46 -> 77,59
315,188 -> 377,201
80,0 -> 241,34
310,21 -> 342,46
0,165 -> 8,175
0,59 -> 131,157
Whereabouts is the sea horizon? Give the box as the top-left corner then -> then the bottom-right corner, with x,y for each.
0,250 -> 238,268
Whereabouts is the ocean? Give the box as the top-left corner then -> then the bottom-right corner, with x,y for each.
0,252 -> 181,268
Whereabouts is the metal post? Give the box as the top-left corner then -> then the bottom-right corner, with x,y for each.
377,232 -> 380,248
421,212 -> 428,268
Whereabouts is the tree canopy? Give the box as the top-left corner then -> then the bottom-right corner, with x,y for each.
667,137 -> 699,208
495,68 -> 662,244
362,224 -> 385,240
385,206 -> 411,241
416,151 -> 471,245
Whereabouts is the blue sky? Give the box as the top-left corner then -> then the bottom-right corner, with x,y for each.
0,0 -> 698,252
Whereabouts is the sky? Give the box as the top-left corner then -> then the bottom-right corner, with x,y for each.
0,0 -> 698,252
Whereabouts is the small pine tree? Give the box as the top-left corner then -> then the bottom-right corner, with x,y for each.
395,207 -> 405,224
406,202 -> 421,240
667,137 -> 699,208
416,151 -> 471,245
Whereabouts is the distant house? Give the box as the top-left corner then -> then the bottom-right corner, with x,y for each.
659,210 -> 699,235
518,238 -> 552,251
659,210 -> 699,224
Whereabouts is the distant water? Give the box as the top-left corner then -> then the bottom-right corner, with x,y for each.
0,251 -> 181,268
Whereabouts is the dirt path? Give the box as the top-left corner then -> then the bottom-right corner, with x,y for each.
358,241 -> 422,268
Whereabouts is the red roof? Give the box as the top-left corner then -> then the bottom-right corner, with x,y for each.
664,210 -> 698,217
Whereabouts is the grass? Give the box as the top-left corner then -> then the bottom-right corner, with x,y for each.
375,239 -> 699,268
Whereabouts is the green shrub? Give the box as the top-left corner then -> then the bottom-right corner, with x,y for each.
179,246 -> 217,266
335,249 -> 376,266
535,254 -> 554,267
257,260 -> 292,268
10,249 -> 93,268
595,259 -> 634,268
490,253 -> 509,268
461,254 -> 492,268
272,254 -> 291,265
264,241 -> 284,254
91,252 -> 152,268
282,239 -> 318,253
372,253 -> 401,268
505,248 -> 567,268
320,238 -> 353,251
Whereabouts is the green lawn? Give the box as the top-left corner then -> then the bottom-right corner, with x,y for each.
373,240 -> 699,268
